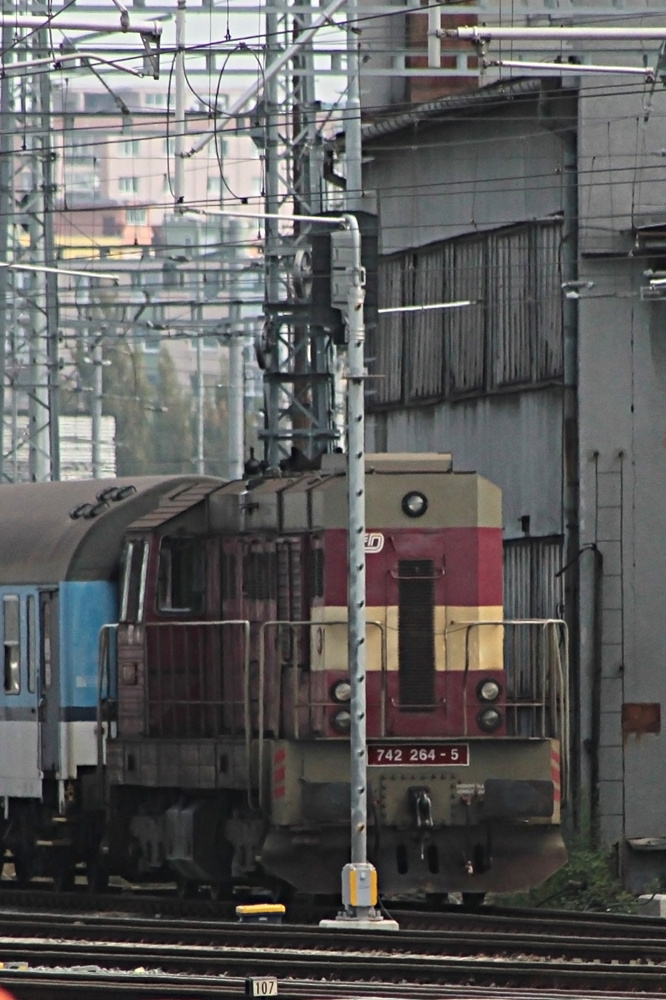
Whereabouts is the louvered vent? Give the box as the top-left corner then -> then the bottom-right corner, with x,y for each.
398,559 -> 435,709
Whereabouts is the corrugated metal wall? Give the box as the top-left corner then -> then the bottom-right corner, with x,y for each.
503,536 -> 564,620
503,537 -> 565,741
368,220 -> 563,408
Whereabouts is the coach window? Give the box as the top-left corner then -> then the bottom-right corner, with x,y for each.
3,595 -> 20,695
157,536 -> 205,613
27,595 -> 36,693
120,539 -> 149,622
42,599 -> 52,689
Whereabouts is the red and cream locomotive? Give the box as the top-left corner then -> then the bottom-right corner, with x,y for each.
102,452 -> 567,900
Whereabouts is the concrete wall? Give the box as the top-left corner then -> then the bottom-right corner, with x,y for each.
579,79 -> 666,255
364,96 -> 566,255
367,389 -> 562,540
579,253 -> 666,886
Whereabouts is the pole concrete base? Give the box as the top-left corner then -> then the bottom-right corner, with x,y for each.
319,911 -> 400,932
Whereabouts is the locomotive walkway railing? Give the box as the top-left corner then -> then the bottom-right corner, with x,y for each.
257,619 -> 387,809
98,620 -> 252,799
447,617 -> 569,799
99,615 -> 567,810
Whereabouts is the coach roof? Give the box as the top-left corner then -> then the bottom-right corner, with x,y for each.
0,476 -> 224,585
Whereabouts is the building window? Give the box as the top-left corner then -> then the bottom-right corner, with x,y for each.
119,176 -> 139,194
126,208 -> 147,225
207,175 -> 220,194
141,336 -> 161,354
120,140 -> 140,157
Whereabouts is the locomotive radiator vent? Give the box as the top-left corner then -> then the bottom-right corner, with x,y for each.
398,560 -> 435,709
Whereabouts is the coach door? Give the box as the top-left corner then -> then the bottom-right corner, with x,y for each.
39,590 -> 60,774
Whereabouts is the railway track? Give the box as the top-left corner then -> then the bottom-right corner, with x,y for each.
1,903 -> 666,995
0,907 -> 666,964
3,972 -> 666,1000
0,940 -> 666,997
0,884 -> 662,937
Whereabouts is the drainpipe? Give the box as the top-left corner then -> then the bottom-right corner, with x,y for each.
562,123 -> 581,830
540,83 -> 581,830
588,544 -> 603,845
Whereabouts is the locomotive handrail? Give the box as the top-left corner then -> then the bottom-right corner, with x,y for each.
446,617 -> 569,801
257,619 -> 387,811
97,623 -> 119,800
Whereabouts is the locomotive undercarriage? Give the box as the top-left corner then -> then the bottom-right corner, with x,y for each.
261,823 -> 567,896
100,786 -> 566,899
106,785 -> 269,897
0,771 -> 107,890
102,734 -> 564,901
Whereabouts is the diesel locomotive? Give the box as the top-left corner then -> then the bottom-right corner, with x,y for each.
0,454 -> 568,899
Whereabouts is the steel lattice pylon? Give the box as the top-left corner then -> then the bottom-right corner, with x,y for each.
258,0 -> 344,469
0,4 -> 59,482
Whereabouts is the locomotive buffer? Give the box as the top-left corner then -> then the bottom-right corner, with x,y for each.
319,217 -> 399,932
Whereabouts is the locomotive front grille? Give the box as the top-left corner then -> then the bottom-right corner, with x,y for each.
398,559 -> 435,710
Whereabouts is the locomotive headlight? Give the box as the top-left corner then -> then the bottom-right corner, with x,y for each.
331,709 -> 352,734
331,679 -> 352,703
477,707 -> 503,732
476,678 -> 501,703
401,490 -> 428,518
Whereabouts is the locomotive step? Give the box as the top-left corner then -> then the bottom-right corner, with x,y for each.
35,839 -> 73,848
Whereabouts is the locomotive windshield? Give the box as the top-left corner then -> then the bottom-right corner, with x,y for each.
120,539 -> 148,622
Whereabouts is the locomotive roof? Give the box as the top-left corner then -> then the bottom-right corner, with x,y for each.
0,475 -> 224,585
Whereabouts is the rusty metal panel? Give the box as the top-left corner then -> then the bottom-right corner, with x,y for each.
622,703 -> 661,734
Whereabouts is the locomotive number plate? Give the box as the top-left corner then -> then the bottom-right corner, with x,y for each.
368,743 -> 469,766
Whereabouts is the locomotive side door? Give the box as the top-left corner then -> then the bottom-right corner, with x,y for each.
39,589 -> 60,774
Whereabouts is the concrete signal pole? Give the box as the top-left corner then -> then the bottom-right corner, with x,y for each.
319,216 -> 398,932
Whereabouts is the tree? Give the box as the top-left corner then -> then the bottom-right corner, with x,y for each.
102,340 -> 154,475
152,347 -> 195,474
